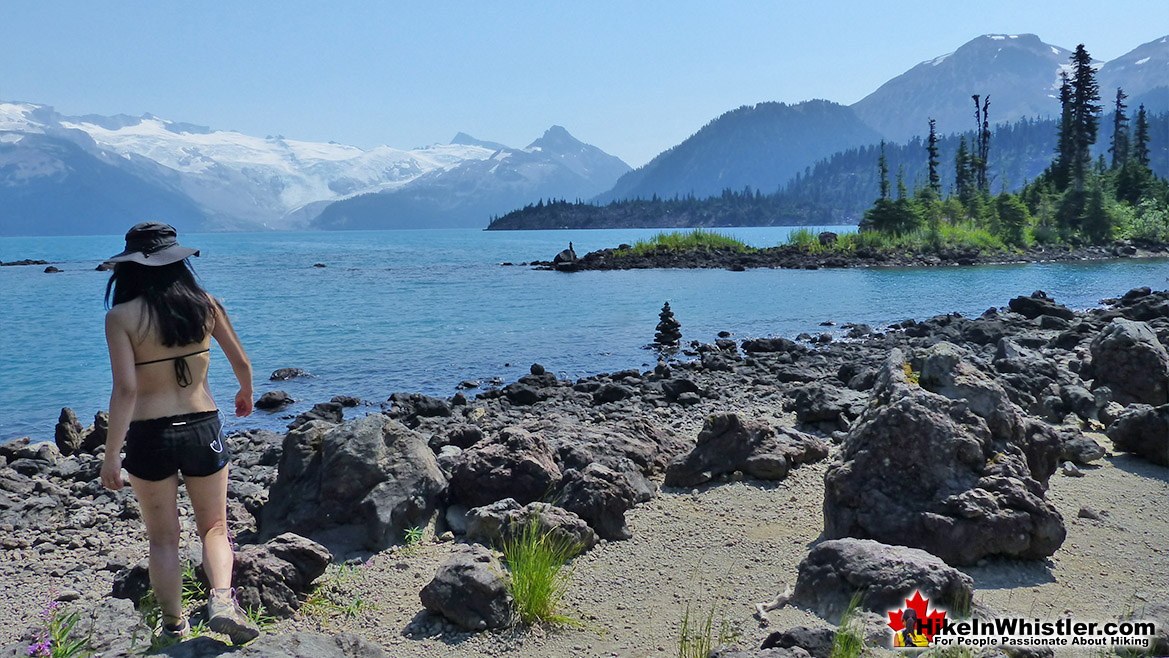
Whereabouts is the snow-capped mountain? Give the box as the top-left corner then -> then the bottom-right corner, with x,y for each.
312,126 -> 631,229
851,34 -> 1075,143
0,102 -> 629,235
1098,35 -> 1169,110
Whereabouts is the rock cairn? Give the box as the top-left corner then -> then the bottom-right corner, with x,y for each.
654,302 -> 682,347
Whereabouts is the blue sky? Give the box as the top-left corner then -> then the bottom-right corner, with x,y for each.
3,1 -> 1166,167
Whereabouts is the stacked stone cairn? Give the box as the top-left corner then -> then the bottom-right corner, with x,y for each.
654,302 -> 682,347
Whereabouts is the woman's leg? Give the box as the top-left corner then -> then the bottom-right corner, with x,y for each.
185,465 -> 232,590
127,474 -> 183,623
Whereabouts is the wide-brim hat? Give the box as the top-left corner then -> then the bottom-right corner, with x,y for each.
104,222 -> 199,266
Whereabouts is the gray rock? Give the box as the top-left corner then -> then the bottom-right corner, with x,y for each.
465,498 -> 597,555
1107,404 -> 1169,466
261,415 -> 447,555
54,408 -> 83,457
79,411 -> 108,453
784,383 -> 866,427
593,383 -> 633,403
287,402 -> 344,430
664,413 -> 828,487
503,383 -> 542,406
823,350 -> 1065,565
420,544 -> 513,630
1057,428 -> 1105,464
255,391 -> 294,410
710,649 -> 810,658
789,538 -> 973,623
1090,318 -> 1169,406
270,367 -> 310,381
230,533 -> 332,617
448,427 -> 561,508
556,463 -> 639,541
1008,291 -> 1075,320
761,626 -> 835,658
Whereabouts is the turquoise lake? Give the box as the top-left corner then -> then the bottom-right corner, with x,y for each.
2,227 -> 1166,443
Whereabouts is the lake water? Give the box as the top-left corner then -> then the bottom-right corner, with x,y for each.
2,227 -> 1166,443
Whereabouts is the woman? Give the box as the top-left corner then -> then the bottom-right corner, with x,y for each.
100,222 -> 260,644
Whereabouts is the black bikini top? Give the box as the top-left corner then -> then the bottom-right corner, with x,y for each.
134,348 -> 210,388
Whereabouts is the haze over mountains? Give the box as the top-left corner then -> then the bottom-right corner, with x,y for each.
1,33 -> 1165,236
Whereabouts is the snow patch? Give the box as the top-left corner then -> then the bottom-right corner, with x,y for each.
988,35 -> 1006,40
1051,46 -> 1061,55
1135,57 -> 1151,65
1009,34 -> 1018,39
931,53 -> 952,66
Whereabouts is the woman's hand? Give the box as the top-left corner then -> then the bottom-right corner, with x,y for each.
101,455 -> 124,491
235,388 -> 254,417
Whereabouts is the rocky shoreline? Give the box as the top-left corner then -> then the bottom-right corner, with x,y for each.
531,240 -> 1169,271
1,287 -> 1167,657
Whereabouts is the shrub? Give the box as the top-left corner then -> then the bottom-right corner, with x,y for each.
503,519 -> 580,626
676,602 -> 738,658
830,592 -> 865,658
623,229 -> 751,255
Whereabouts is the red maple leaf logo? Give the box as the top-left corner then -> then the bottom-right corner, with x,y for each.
887,591 -> 947,642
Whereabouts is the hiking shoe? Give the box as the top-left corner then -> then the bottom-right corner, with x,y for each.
160,618 -> 190,641
206,588 -> 259,644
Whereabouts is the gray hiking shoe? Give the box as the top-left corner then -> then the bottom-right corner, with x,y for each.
206,588 -> 259,644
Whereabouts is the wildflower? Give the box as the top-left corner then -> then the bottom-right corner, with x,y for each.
26,637 -> 50,657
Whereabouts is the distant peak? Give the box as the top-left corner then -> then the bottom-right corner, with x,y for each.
527,125 -> 583,151
450,132 -> 509,151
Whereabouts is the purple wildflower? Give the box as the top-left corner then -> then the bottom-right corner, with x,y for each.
27,638 -> 50,657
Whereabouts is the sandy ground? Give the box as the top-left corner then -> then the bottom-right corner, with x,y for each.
275,432 -> 1168,658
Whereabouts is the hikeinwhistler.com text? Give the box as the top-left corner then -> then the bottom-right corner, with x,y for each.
924,617 -> 1157,649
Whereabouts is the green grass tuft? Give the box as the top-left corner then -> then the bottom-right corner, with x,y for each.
676,602 -> 738,658
302,563 -> 370,620
503,519 -> 581,626
830,591 -> 866,658
621,229 -> 752,256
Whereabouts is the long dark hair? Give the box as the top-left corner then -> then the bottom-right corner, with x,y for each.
105,260 -> 215,346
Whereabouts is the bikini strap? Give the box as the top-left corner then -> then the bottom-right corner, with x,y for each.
134,348 -> 210,388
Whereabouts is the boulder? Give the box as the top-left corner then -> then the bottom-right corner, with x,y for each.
79,411 -> 109,453
593,383 -> 633,404
1007,291 -> 1075,320
664,413 -> 828,487
823,350 -> 1065,565
465,498 -> 597,556
287,402 -> 343,430
761,626 -> 836,658
1107,404 -> 1169,466
54,407 -> 84,456
230,533 -> 332,618
419,544 -> 513,630
387,392 -> 453,424
255,391 -> 294,410
503,383 -> 542,406
556,463 -> 639,541
260,415 -> 447,555
1090,318 -> 1169,406
448,427 -> 561,508
742,337 -> 798,353
784,383 -> 866,427
537,416 -> 686,478
270,367 -> 311,381
709,649 -> 810,658
789,539 -> 973,623
133,632 -> 387,657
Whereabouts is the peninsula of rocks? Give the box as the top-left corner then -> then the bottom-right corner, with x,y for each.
1,288 -> 1166,658
535,239 -> 1169,271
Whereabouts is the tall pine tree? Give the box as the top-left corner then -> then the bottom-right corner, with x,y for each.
927,118 -> 941,194
1134,104 -> 1151,167
1068,44 -> 1101,192
1051,72 -> 1073,190
1109,87 -> 1129,169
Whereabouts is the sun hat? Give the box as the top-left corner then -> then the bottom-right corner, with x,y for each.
104,222 -> 199,266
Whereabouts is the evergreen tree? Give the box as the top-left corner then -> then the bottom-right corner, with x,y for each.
1134,104 -> 1151,168
878,141 -> 890,200
973,95 -> 991,192
896,165 -> 908,201
1051,72 -> 1073,190
996,193 -> 1030,248
1068,44 -> 1101,192
926,118 -> 941,194
1109,87 -> 1129,169
955,137 -> 973,203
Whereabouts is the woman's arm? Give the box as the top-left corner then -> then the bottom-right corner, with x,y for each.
103,309 -> 137,490
210,297 -> 253,417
